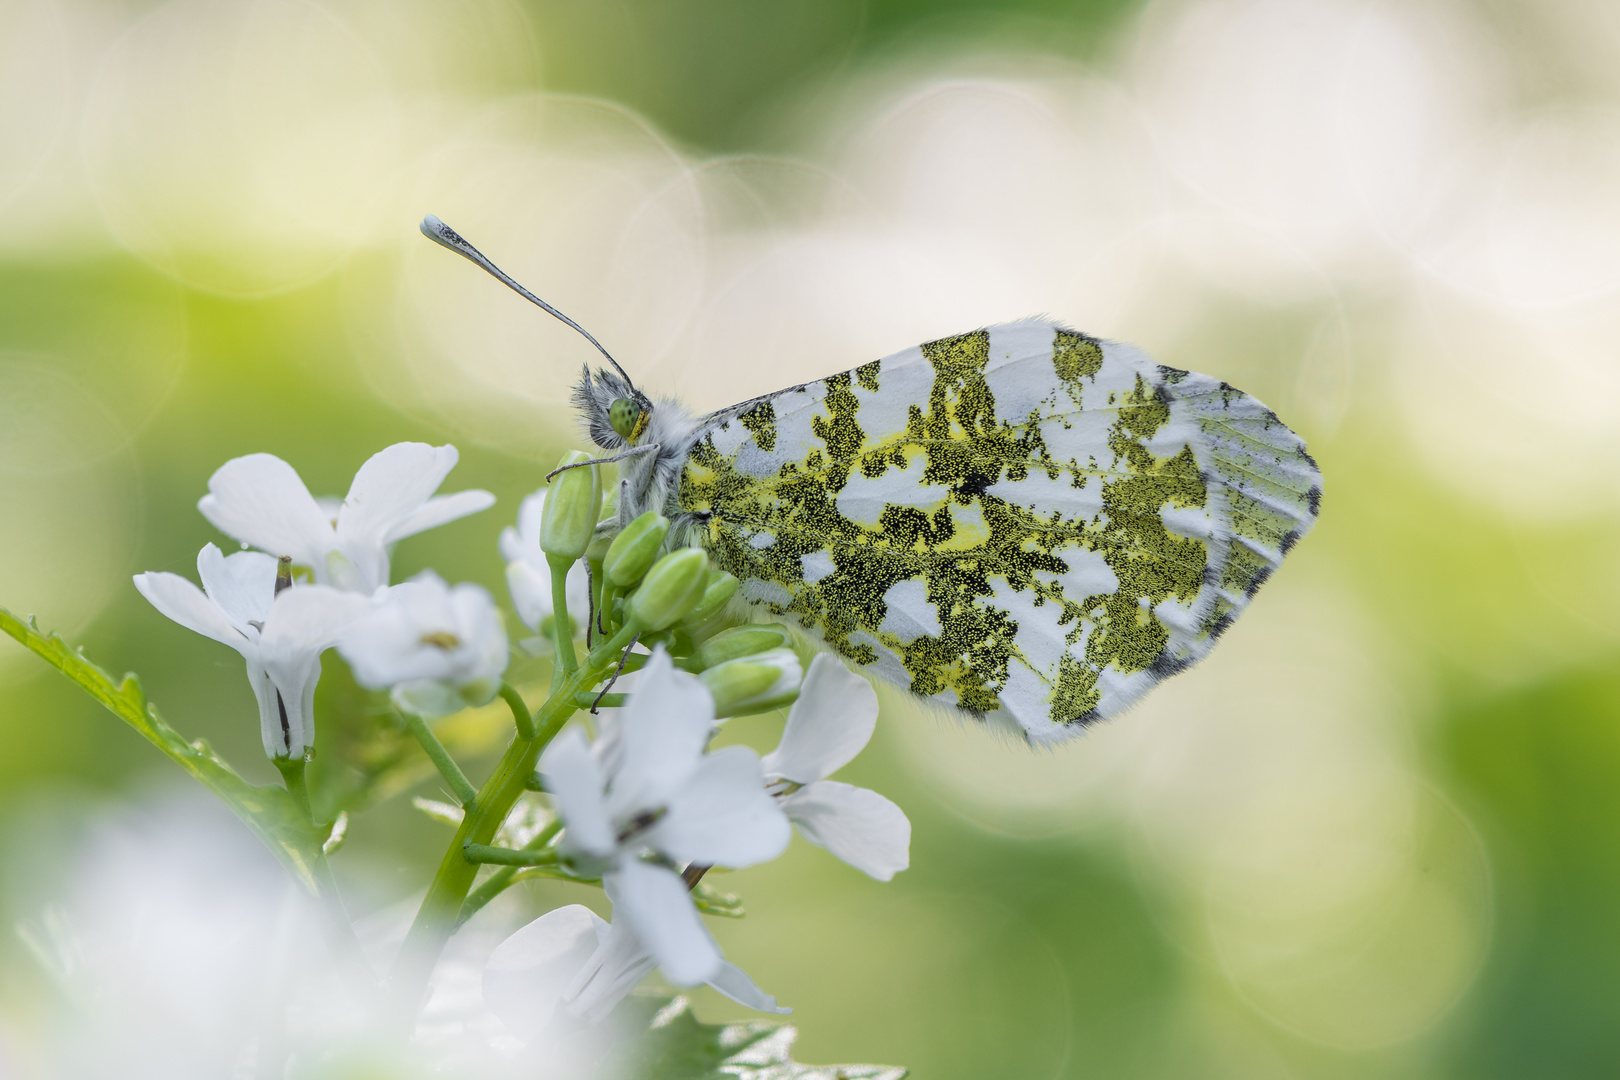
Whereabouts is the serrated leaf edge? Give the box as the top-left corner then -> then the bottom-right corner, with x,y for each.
0,606 -> 324,891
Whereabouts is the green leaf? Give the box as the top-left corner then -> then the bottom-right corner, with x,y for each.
614,996 -> 907,1080
0,606 -> 325,891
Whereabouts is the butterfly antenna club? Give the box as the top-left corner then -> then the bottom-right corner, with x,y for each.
418,214 -> 637,388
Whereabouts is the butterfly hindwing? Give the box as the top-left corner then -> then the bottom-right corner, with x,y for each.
676,318 -> 1321,745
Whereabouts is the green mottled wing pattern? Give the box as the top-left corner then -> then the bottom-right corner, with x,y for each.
676,318 -> 1321,745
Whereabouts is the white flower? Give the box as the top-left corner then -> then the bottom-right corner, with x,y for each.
337,572 -> 508,719
198,442 -> 495,595
502,490 -> 590,634
761,655 -> 910,882
484,902 -> 787,1039
133,544 -> 371,758
538,649 -> 790,986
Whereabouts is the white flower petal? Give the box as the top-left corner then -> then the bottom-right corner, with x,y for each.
389,681 -> 463,721
540,728 -> 616,858
245,658 -> 286,758
259,585 -> 372,656
610,860 -> 720,987
339,577 -> 447,687
335,442 -> 458,546
516,490 -> 546,554
195,543 -> 277,633
385,489 -> 496,545
484,905 -> 605,1042
133,571 -> 250,651
706,961 -> 791,1015
500,491 -> 550,568
780,780 -> 910,882
563,907 -> 658,1025
498,525 -> 524,569
197,453 -> 334,570
609,649 -> 715,816
650,746 -> 791,869
564,559 -> 592,626
506,559 -> 552,631
507,559 -> 592,636
450,581 -> 509,685
762,654 -> 878,783
257,586 -> 370,755
260,650 -> 323,755
336,575 -> 506,692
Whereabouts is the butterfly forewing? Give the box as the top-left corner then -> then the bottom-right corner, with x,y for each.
676,318 -> 1321,745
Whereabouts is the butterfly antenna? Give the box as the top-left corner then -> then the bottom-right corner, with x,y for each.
418,214 -> 637,390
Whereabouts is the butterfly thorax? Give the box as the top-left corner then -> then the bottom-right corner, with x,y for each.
573,365 -> 706,529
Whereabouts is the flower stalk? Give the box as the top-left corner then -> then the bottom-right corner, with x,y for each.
383,620 -> 640,1029
548,555 -> 580,673
402,710 -> 479,808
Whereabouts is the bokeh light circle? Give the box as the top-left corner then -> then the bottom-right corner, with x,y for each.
81,0 -> 403,295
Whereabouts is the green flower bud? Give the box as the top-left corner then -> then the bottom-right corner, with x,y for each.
678,570 -> 740,627
604,511 -> 670,588
627,547 -> 709,630
585,477 -> 622,563
697,624 -> 793,670
540,451 -> 602,562
699,648 -> 802,716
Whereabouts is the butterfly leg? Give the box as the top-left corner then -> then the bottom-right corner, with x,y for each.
544,443 -> 660,482
590,630 -> 642,713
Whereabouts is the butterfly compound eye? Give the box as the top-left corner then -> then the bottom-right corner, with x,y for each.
609,397 -> 642,441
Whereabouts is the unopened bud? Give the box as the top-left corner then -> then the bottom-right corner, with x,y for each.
678,570 -> 740,627
540,451 -> 602,562
697,624 -> 792,670
700,648 -> 802,716
627,547 -> 709,630
604,511 -> 670,588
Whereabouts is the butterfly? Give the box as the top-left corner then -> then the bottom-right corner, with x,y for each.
421,217 -> 1321,746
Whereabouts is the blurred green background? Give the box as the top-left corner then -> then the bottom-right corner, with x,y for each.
5,0 -> 1620,1075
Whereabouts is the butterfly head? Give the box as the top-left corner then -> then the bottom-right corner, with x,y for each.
574,365 -> 654,450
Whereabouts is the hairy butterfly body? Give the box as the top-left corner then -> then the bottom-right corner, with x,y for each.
422,217 -> 1322,747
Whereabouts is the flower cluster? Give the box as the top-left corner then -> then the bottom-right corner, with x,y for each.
483,647 -> 907,1029
128,439 -> 911,1050
135,442 -> 499,757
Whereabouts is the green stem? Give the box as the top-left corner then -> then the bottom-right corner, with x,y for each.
462,842 -> 560,866
457,818 -> 563,927
498,681 -> 537,741
547,555 -> 579,673
383,621 -> 641,1029
275,757 -> 378,1001
573,692 -> 626,709
402,711 -> 478,808
275,756 -> 313,820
